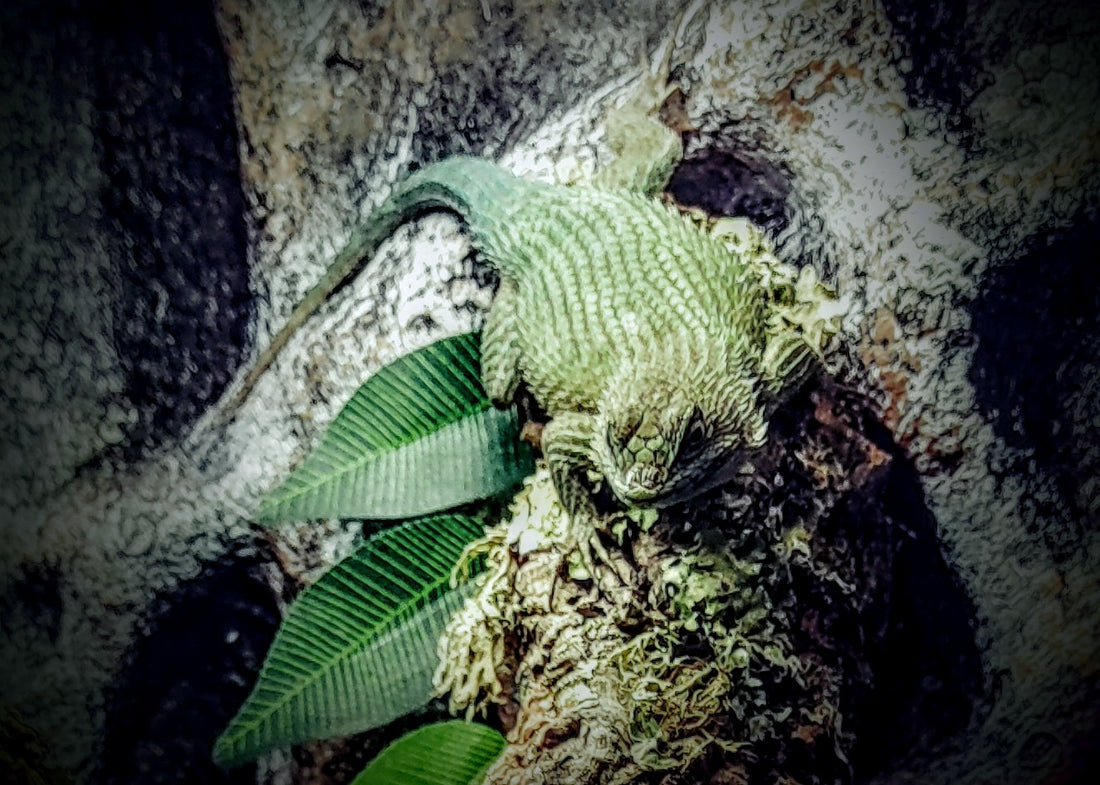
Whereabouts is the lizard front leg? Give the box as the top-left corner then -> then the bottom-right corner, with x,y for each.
592,62 -> 682,196
542,412 -> 644,591
539,411 -> 604,517
593,91 -> 682,196
760,329 -> 819,408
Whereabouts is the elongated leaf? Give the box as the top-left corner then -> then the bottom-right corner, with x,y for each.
260,332 -> 534,522
350,721 -> 505,785
214,514 -> 484,767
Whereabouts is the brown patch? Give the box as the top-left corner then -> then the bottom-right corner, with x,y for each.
858,306 -> 925,443
659,87 -> 695,134
520,421 -> 544,448
872,309 -> 898,344
765,59 -> 864,129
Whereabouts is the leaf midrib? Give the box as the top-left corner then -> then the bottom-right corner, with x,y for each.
219,569 -> 457,759
260,401 -> 494,517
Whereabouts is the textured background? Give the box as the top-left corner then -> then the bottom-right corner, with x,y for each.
0,0 -> 1097,783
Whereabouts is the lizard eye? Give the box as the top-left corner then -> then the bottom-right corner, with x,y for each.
679,408 -> 709,455
609,418 -> 639,449
606,421 -> 629,456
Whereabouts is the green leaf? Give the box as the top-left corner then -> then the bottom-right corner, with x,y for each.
259,332 -> 534,522
350,721 -> 505,785
214,514 -> 485,768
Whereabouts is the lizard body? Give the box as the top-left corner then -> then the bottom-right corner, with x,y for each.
229,128 -> 821,513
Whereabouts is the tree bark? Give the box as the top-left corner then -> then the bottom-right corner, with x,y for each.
1,1 -> 1096,783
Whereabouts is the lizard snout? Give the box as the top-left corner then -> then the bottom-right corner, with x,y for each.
618,464 -> 670,503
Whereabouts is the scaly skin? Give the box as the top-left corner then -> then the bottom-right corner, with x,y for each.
227,142 -> 820,513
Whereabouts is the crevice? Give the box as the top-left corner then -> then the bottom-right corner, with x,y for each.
666,148 -> 792,236
92,0 -> 251,461
968,218 -> 1100,553
97,541 -> 280,785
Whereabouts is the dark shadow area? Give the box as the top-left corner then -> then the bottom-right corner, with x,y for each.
968,218 -> 1100,553
0,562 -> 64,645
851,446 -> 985,776
770,387 -> 984,780
92,0 -> 251,460
883,0 -> 1100,148
879,0 -> 989,146
97,541 -> 280,785
0,703 -> 71,785
665,141 -> 983,776
667,148 -> 792,236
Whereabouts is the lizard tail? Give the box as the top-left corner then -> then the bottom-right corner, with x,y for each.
222,156 -> 528,417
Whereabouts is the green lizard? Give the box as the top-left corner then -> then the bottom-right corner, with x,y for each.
227,90 -> 823,515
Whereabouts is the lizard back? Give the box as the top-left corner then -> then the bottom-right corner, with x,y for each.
475,184 -> 769,414
228,156 -> 767,425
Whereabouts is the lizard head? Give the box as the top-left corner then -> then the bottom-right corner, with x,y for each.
594,367 -> 769,508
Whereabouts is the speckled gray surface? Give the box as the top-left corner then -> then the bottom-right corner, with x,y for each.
0,0 -> 1097,783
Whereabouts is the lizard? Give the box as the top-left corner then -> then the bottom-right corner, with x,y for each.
224,77 -> 824,517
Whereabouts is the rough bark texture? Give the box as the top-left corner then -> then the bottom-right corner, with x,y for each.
0,0 -> 1097,784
